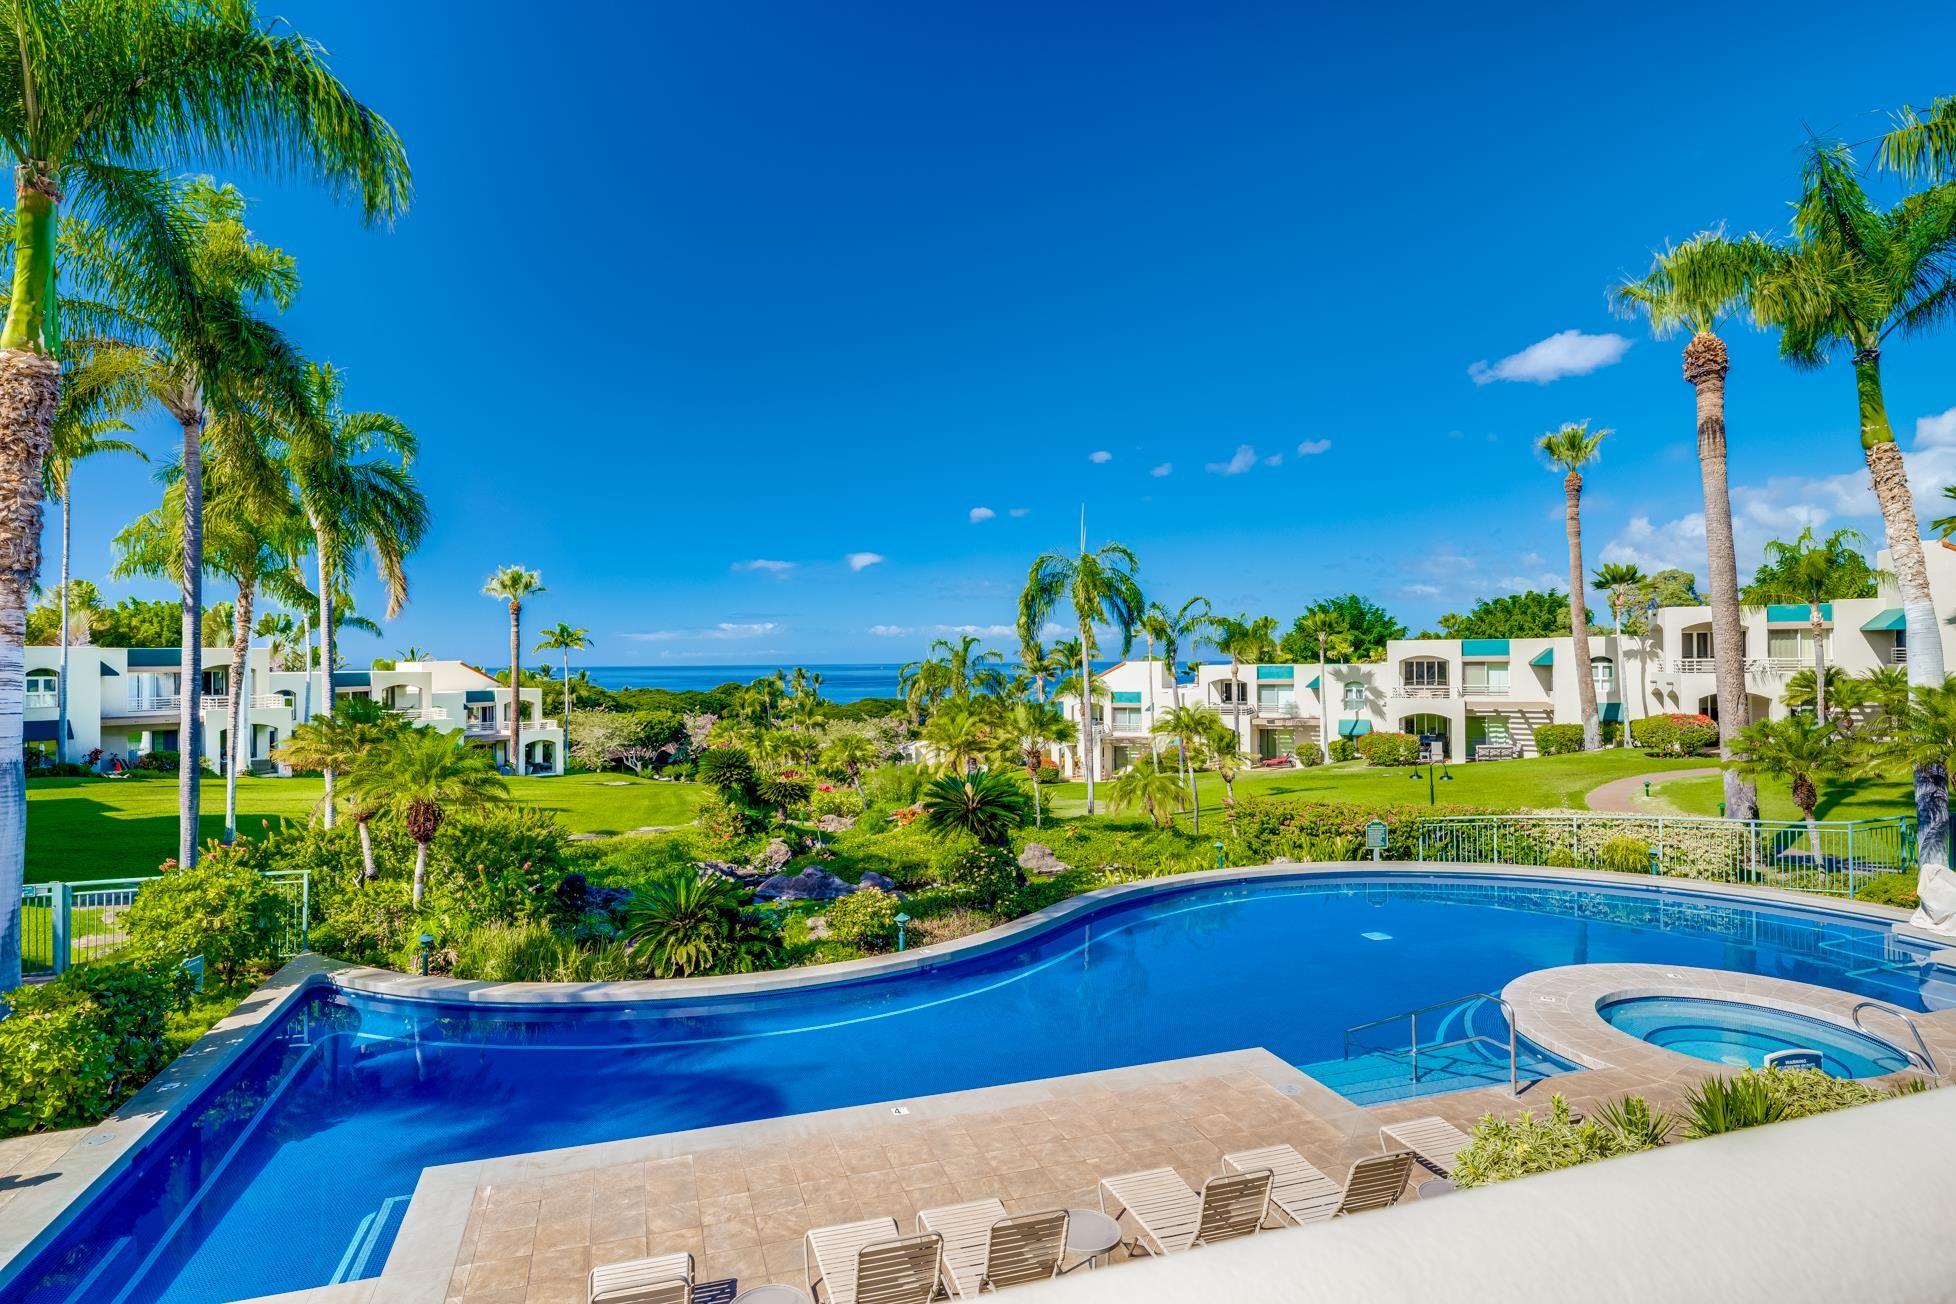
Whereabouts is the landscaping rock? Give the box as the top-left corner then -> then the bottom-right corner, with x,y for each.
695,859 -> 762,886
858,871 -> 899,894
757,838 -> 794,873
1018,843 -> 1070,876
1271,856 -> 1294,865
815,814 -> 857,833
754,867 -> 857,902
805,915 -> 832,940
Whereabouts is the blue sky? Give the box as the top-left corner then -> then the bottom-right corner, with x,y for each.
52,0 -> 1956,667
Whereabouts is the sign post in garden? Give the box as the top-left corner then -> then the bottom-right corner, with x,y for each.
1365,820 -> 1388,862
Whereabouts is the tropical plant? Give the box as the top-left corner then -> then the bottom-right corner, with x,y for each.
622,872 -> 779,978
1451,1095 -> 1662,1189
824,885 -> 901,952
1429,590 -> 1583,640
1731,712 -> 1843,853
920,702 -> 987,777
1681,1072 -> 1787,1138
1017,538 -> 1143,812
273,696 -> 405,882
1878,95 -> 1956,183
1616,230 -> 1775,820
1152,704 -> 1215,834
534,621 -> 590,756
1137,597 -> 1212,752
1749,144 -> 1956,920
1538,422 -> 1608,751
918,770 -> 1031,847
1743,527 -> 1885,722
1591,557 -> 1647,706
1205,718 -> 1252,803
1107,755 -> 1184,830
1862,680 -> 1956,862
818,732 -> 879,811
926,634 -> 1005,702
483,566 -> 544,776
351,729 -> 507,904
0,0 -> 411,989
988,699 -> 1071,827
1782,666 -> 1853,726
1281,594 -> 1403,663
1290,607 -> 1352,764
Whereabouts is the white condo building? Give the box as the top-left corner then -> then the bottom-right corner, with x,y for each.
21,651 -> 565,776
1054,543 -> 1956,775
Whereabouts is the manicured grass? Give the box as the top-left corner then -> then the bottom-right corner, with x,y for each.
1647,772 -> 1915,823
25,772 -> 704,883
1038,749 -> 1714,819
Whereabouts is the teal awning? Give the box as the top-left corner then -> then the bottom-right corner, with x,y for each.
99,661 -> 119,677
1255,665 -> 1294,681
127,648 -> 180,667
464,689 -> 498,703
1529,649 -> 1554,667
1861,608 -> 1906,632
1111,691 -> 1141,704
1305,676 -> 1320,690
1338,720 -> 1373,737
1461,639 -> 1510,657
1600,703 -> 1623,723
332,671 -> 372,688
1767,603 -> 1832,623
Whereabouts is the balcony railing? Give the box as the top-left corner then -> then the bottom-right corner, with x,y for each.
1750,658 -> 1805,675
398,707 -> 451,722
125,694 -> 182,713
1888,646 -> 1908,665
1671,658 -> 1716,674
1460,685 -> 1509,697
1393,684 -> 1450,699
201,694 -> 290,713
24,691 -> 56,708
464,718 -> 504,736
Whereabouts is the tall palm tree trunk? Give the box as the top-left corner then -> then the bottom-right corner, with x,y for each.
1144,635 -> 1160,757
224,582 -> 254,842
178,413 -> 204,867
1188,758 -> 1201,835
1811,609 -> 1827,723
560,648 -> 572,761
1078,631 -> 1096,813
508,601 -> 523,776
0,344 -> 62,991
1858,353 -> 1953,927
1317,639 -> 1331,764
1685,333 -> 1758,819
311,519 -> 336,827
56,491 -> 69,765
1562,472 -> 1600,751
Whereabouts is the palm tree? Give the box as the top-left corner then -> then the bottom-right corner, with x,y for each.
1205,716 -> 1251,804
918,770 -> 1031,847
283,362 -> 425,821
1016,635 -> 1065,704
1591,562 -> 1646,749
1017,536 -> 1143,813
353,728 -> 507,905
920,702 -> 987,777
535,621 -> 590,757
1210,614 -> 1278,756
0,1 -> 411,986
1749,143 -> 1956,916
1539,423 -> 1608,751
483,567 -> 544,776
1152,704 -> 1214,835
927,634 -> 1005,701
274,697 -> 404,883
1731,713 -> 1843,857
818,732 -> 879,811
1616,232 -> 1774,817
43,365 -> 144,764
1138,597 -> 1212,758
988,699 -> 1071,827
1108,756 -> 1183,830
1742,527 -> 1882,724
1290,608 -> 1349,764
1879,96 -> 1956,183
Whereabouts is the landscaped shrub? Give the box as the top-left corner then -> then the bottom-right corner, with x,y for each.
807,787 -> 859,821
1532,723 -> 1585,756
865,762 -> 927,808
136,749 -> 181,772
0,962 -> 193,1136
123,846 -> 285,982
1452,1094 -> 1666,1188
1354,731 -> 1420,766
1854,872 -> 1920,910
1596,836 -> 1653,874
1685,1067 -> 1921,1138
825,886 -> 902,951
1224,798 -> 1505,863
932,842 -> 1021,909
448,921 -> 636,982
754,772 -> 814,815
696,787 -> 764,854
1327,738 -> 1358,763
1035,759 -> 1061,784
696,746 -> 758,798
1631,713 -> 1719,757
622,873 -> 782,978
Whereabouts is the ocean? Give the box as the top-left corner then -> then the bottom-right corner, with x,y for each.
560,663 -> 905,702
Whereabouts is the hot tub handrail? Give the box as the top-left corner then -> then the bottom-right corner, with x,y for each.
1343,991 -> 1520,1097
1849,1000 -> 1941,1080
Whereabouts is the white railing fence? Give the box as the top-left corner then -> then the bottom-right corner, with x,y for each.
19,870 -> 309,977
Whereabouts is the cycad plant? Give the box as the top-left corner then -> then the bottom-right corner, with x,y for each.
919,770 -> 1031,847
1108,755 -> 1184,830
624,873 -> 779,979
1538,423 -> 1608,751
483,566 -> 544,776
352,728 -> 507,904
1615,232 -> 1774,816
1017,536 -> 1143,813
1748,143 -> 1956,925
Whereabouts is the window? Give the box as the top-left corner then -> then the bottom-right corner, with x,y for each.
1216,681 -> 1243,704
1112,707 -> 1144,731
1591,658 -> 1615,690
1767,629 -> 1827,661
1402,659 -> 1448,688
1342,683 -> 1365,709
1462,662 -> 1509,693
26,672 -> 56,705
1257,685 -> 1296,712
1682,630 -> 1713,660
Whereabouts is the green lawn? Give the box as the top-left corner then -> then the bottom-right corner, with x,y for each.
25,772 -> 705,883
1039,749 -> 1713,819
1647,772 -> 1915,823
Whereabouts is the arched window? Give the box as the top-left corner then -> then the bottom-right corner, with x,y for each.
1592,657 -> 1615,690
1342,682 -> 1365,709
25,671 -> 57,705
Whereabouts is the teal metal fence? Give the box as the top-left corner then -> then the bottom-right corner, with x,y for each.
1414,813 -> 1913,898
22,869 -> 310,978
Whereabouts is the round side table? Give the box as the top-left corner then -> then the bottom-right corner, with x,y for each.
733,1286 -> 813,1304
1060,1207 -> 1123,1273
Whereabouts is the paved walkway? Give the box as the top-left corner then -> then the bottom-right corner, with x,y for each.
1585,767 -> 1719,814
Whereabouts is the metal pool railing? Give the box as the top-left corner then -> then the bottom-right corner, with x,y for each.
1415,813 -> 1913,898
21,869 -> 310,978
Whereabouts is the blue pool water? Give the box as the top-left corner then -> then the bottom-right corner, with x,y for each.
1599,995 -> 1914,1078
7,872 -> 1946,1304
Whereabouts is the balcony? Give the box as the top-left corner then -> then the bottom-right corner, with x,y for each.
1392,684 -> 1450,700
24,691 -> 56,708
1888,646 -> 1908,665
124,694 -> 182,714
200,694 -> 291,713
398,707 -> 451,722
464,718 -> 504,737
1672,658 -> 1716,674
1459,685 -> 1509,697
1749,658 -> 1805,676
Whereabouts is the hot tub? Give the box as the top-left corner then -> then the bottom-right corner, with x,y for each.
1598,995 -> 1912,1078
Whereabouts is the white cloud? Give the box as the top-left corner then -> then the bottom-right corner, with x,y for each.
1469,330 -> 1632,386
1262,453 -> 1284,467
624,621 -> 779,642
732,558 -> 794,575
1297,439 -> 1332,456
1403,583 -> 1441,597
1205,445 -> 1261,476
868,624 -> 913,637
1151,462 -> 1173,477
869,622 -> 1017,640
1008,507 -> 1030,517
969,506 -> 996,523
845,552 -> 885,572
1088,450 -> 1112,464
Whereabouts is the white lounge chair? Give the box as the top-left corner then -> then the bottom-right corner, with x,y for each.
805,1217 -> 942,1304
1379,1116 -> 1473,1178
590,1250 -> 693,1304
1098,1166 -> 1272,1257
917,1199 -> 1069,1297
1221,1145 -> 1414,1226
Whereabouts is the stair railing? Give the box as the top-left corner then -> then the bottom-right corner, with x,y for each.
1343,991 -> 1520,1097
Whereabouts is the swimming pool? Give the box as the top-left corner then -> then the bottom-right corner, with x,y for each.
1598,995 -> 1914,1078
6,870 -> 1945,1304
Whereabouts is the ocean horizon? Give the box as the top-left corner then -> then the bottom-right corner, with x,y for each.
495,660 -> 1125,703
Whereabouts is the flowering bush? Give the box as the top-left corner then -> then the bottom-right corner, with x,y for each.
825,886 -> 902,951
1532,723 -> 1585,756
123,846 -> 284,982
1355,731 -> 1421,766
1631,713 -> 1719,757
1328,738 -> 1358,763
